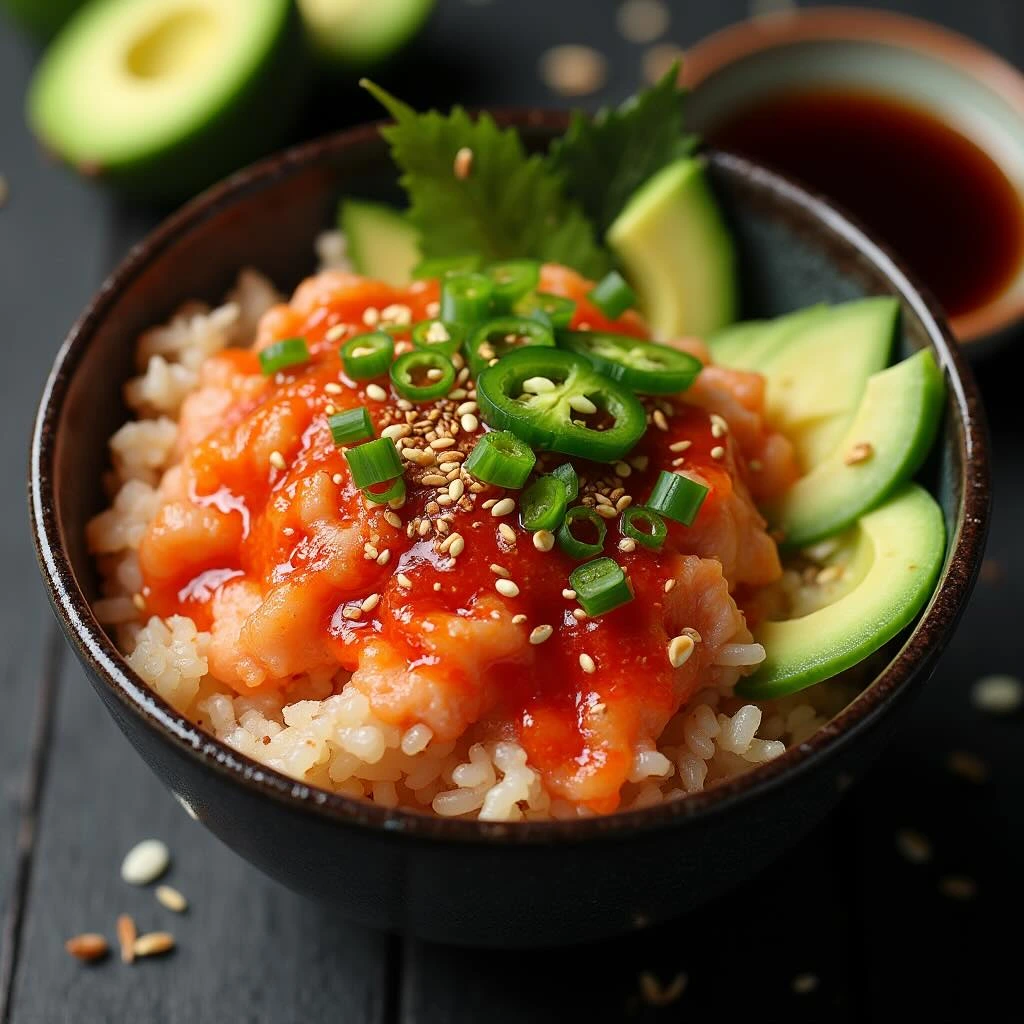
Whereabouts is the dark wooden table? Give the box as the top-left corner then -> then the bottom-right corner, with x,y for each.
2,2 -> 1021,1020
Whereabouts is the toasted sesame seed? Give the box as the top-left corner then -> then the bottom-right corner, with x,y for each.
652,409 -> 669,431
456,400 -> 478,415
668,634 -> 695,668
664,579 -> 676,593
366,383 -> 388,402
121,839 -> 169,885
117,914 -> 137,964
426,301 -> 441,318
454,146 -> 474,179
490,563 -> 511,578
594,505 -> 618,519
630,454 -> 650,471
325,324 -> 347,342
539,43 -> 608,97
845,440 -> 874,465
269,450 -> 286,471
376,550 -> 391,566
530,624 -> 554,645
618,537 -> 637,553
381,303 -> 412,325
382,424 -> 410,441
448,479 -> 465,500
324,382 -> 343,395
362,307 -> 380,327
533,530 -> 555,552
511,613 -> 528,624
134,932 -> 176,958
562,589 -> 577,600
614,461 -> 631,478
460,412 -> 479,433
343,606 -> 362,621
615,495 -> 633,512
155,885 -> 189,913
324,404 -> 337,416
495,579 -> 520,598
448,534 -> 466,557
523,375 -> 557,394
363,542 -> 379,559
669,440 -> 692,452
594,492 -> 613,506
895,828 -> 932,864
579,653 -> 596,674
430,437 -> 456,450
710,445 -> 726,460
425,367 -> 445,381
361,593 -> 381,613
710,413 -> 729,438
573,608 -> 587,620
972,674 -> 1022,714
396,573 -> 413,589
947,750 -> 989,783
433,582 -> 442,592
384,511 -> 403,529
498,523 -> 517,544
65,933 -> 109,962
491,497 -> 516,517
421,473 -> 447,486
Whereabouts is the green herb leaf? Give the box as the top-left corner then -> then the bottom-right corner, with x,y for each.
546,64 -> 696,236
362,80 -> 610,280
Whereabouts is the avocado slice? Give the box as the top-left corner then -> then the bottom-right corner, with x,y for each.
341,200 -> 421,287
607,157 -> 737,339
27,0 -> 307,202
706,305 -> 829,371
738,483 -> 945,699
767,348 -> 945,549
760,297 -> 898,469
2,0 -> 86,39
297,0 -> 435,68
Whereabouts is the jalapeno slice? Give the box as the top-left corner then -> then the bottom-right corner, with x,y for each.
559,331 -> 702,395
475,348 -> 646,462
389,350 -> 456,402
513,291 -> 577,330
487,260 -> 541,312
466,316 -> 555,376
411,319 -> 465,358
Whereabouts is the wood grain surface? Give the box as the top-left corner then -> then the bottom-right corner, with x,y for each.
1,2 -> 1021,1021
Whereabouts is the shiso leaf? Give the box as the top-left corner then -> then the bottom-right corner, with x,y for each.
361,80 -> 610,279
546,63 -> 697,236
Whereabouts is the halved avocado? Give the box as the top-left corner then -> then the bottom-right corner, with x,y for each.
341,199 -> 421,287
607,157 -> 737,339
768,348 -> 945,549
706,305 -> 829,371
297,0 -> 435,68
27,0 -> 307,202
759,297 -> 898,469
738,483 -> 945,699
2,0 -> 86,39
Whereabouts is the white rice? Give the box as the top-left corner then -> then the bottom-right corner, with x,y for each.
87,262 -> 834,821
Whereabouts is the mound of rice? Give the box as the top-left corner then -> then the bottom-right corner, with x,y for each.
88,234 -> 831,821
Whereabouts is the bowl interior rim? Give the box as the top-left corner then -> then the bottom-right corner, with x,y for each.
679,5 -> 1024,345
29,116 -> 990,845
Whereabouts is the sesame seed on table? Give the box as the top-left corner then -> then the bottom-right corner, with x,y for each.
2,2 -> 1023,1022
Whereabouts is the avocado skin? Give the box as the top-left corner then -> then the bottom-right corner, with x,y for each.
32,3 -> 311,205
2,0 -> 86,40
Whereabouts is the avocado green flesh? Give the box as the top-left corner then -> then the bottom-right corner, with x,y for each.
738,483 -> 945,699
607,157 -> 737,339
2,0 -> 86,39
298,0 -> 434,67
760,297 -> 898,470
706,305 -> 828,372
27,0 -> 306,202
768,348 -> 945,549
341,200 -> 421,287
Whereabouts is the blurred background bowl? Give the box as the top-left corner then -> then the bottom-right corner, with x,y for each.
681,7 -> 1024,353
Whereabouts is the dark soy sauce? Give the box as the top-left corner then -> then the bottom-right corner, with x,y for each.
708,88 -> 1024,318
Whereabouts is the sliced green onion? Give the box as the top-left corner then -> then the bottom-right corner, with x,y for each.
621,506 -> 667,550
411,319 -> 465,358
464,430 -> 536,488
520,475 -> 568,532
557,505 -> 607,560
413,255 -> 482,279
328,407 -> 374,446
647,470 -> 709,526
587,271 -> 636,320
487,260 -> 541,311
259,337 -> 309,376
551,463 -> 579,502
362,476 -> 407,505
513,291 -> 577,330
344,437 -> 403,488
466,316 -> 555,376
440,271 -> 494,324
569,557 -> 634,616
341,331 -> 394,380
389,350 -> 456,402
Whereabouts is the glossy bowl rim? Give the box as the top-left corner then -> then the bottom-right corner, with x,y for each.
680,5 -> 1024,346
30,111 -> 990,845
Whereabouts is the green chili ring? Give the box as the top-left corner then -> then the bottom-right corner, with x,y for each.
389,350 -> 456,403
557,505 -> 607,560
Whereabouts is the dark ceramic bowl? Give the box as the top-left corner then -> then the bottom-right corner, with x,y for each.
30,114 -> 989,947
